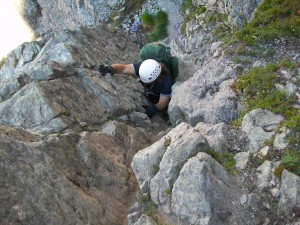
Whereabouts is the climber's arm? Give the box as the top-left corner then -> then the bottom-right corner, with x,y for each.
111,64 -> 136,75
99,64 -> 136,76
156,95 -> 170,111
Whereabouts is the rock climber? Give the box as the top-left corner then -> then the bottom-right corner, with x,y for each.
98,59 -> 174,119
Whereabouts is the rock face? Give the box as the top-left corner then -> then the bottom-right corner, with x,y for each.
168,48 -> 238,126
0,123 -> 149,225
131,123 -> 244,224
0,25 -> 144,134
22,0 -> 184,39
192,0 -> 263,27
0,25 -> 153,225
22,0 -> 125,35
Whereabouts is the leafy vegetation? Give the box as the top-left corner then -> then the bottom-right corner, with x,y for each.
234,61 -> 300,175
164,183 -> 173,195
206,149 -> 236,173
250,153 -> 266,168
213,24 -> 231,39
138,194 -> 157,216
234,63 -> 297,120
141,11 -> 155,29
235,0 -> 300,45
62,109 -> 71,117
179,0 -> 299,45
273,149 -> 300,178
223,153 -> 236,172
273,164 -> 286,178
179,0 -> 193,12
281,149 -> 300,176
205,10 -> 227,23
141,10 -> 169,41
138,193 -> 169,225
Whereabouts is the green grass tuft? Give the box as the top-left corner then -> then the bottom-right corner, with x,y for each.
234,63 -> 296,117
235,0 -> 300,45
281,149 -> 300,176
206,149 -> 236,173
205,11 -> 228,23
180,0 -> 194,13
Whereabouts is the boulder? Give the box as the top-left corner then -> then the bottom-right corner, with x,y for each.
168,55 -> 238,126
171,152 -> 239,225
256,160 -> 281,190
278,170 -> 300,220
132,122 -> 210,196
234,151 -> 250,170
150,123 -> 209,206
194,122 -> 229,154
242,109 -> 284,153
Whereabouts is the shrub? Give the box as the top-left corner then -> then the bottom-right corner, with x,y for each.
141,10 -> 169,41
141,11 -> 155,29
154,10 -> 168,24
149,25 -> 168,41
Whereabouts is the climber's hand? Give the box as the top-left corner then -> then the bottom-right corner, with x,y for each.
99,65 -> 114,76
142,104 -> 157,118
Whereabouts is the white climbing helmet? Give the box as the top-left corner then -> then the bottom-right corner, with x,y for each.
139,59 -> 162,83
